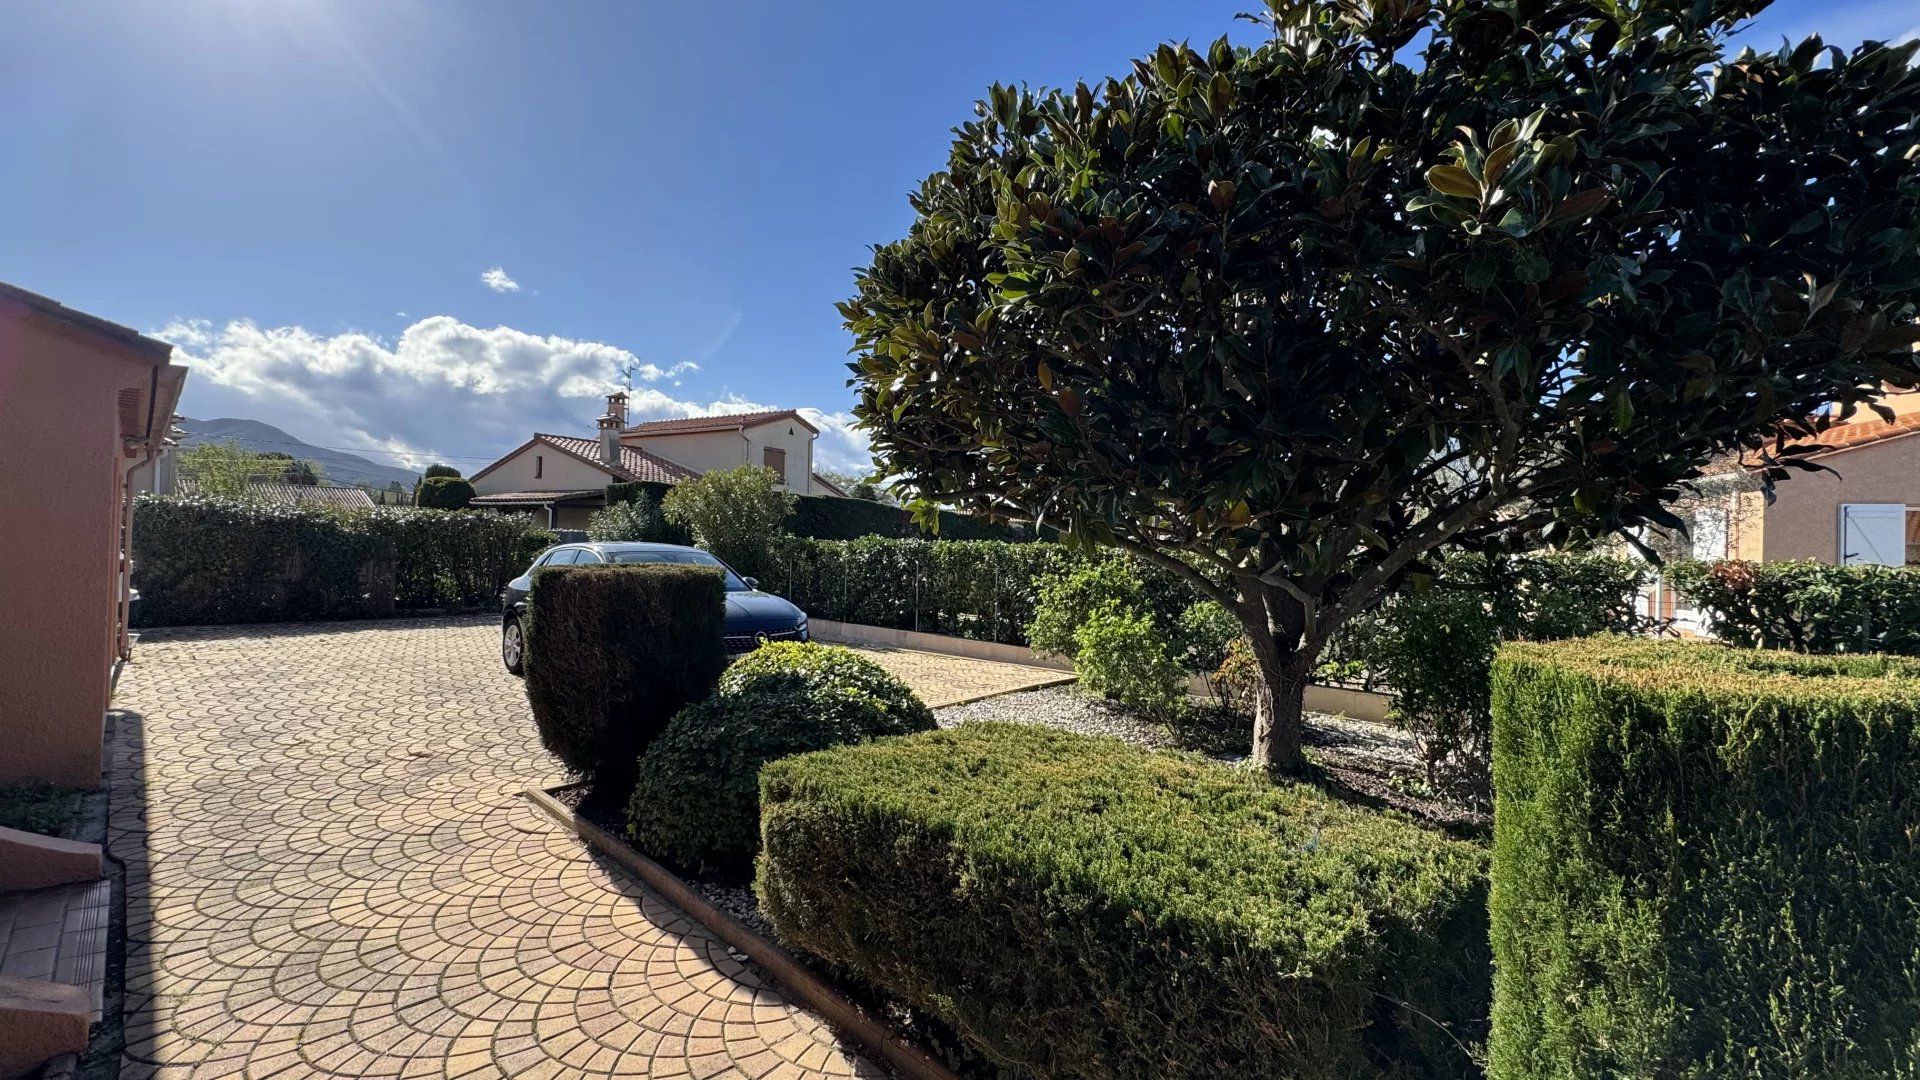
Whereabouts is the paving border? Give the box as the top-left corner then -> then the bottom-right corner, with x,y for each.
521,786 -> 959,1080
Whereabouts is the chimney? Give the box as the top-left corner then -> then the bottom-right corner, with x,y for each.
597,412 -> 621,468
606,391 -> 629,427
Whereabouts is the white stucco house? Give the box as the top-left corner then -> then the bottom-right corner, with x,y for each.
467,394 -> 847,529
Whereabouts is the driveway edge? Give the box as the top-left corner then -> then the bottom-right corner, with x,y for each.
520,786 -> 960,1080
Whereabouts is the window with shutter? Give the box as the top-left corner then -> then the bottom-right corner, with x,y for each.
763,447 -> 787,484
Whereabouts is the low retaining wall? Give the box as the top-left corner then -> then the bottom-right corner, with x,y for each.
812,619 -> 1394,723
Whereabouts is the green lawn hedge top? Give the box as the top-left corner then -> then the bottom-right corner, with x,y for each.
758,723 -> 1489,1079
1490,636 -> 1920,1079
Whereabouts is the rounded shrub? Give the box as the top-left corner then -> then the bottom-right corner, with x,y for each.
415,475 -> 475,509
626,642 -> 935,879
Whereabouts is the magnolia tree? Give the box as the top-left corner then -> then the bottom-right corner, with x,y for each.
844,0 -> 1920,769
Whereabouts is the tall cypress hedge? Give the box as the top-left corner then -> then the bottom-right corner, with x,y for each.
1489,637 -> 1920,1078
524,564 -> 726,791
760,723 -> 1490,1079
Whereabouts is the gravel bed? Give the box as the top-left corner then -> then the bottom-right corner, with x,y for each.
936,685 -> 1181,748
937,686 -> 1489,834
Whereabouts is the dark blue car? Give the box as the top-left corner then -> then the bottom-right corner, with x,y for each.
498,541 -> 808,675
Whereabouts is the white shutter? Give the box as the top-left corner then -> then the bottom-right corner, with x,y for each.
1839,504 -> 1906,566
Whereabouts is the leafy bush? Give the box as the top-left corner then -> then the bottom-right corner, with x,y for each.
661,465 -> 796,576
759,723 -> 1490,1079
1357,552 -> 1648,802
414,475 -> 475,509
1668,559 -> 1920,655
422,463 -> 462,479
1026,559 -> 1149,658
524,564 -> 727,791
131,495 -> 554,625
587,491 -> 676,542
627,643 -> 934,879
1490,637 -> 1920,1078
1071,605 -> 1185,715
1175,600 -> 1241,674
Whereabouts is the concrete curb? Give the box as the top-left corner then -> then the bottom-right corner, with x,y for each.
520,787 -> 960,1080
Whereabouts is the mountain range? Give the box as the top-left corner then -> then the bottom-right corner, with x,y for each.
175,417 -> 421,489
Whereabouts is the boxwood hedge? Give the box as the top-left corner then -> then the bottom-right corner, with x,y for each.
524,564 -> 726,790
758,723 -> 1490,1079
626,643 -> 934,880
1489,637 -> 1920,1078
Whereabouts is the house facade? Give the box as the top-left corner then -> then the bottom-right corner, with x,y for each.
0,282 -> 187,789
1637,388 -> 1920,632
468,394 -> 840,529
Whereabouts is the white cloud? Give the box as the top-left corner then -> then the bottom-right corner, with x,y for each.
479,267 -> 520,293
154,315 -> 870,474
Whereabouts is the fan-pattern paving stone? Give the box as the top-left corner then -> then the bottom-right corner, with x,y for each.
110,616 -> 885,1080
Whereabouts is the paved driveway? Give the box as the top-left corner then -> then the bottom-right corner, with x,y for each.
110,616 -> 928,1080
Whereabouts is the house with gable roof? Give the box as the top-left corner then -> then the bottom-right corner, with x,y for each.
467,393 -> 845,529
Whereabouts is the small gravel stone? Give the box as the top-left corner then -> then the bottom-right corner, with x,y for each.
689,880 -> 775,940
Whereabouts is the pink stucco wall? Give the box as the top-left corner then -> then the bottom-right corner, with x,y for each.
0,301 -> 173,789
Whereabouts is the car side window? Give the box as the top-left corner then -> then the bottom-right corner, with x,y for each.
574,550 -> 604,564
544,549 -> 579,566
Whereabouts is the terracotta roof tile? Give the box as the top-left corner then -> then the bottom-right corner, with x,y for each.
534,434 -> 697,485
1798,410 -> 1920,454
622,409 -> 817,437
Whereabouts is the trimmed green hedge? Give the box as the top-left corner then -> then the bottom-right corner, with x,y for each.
758,723 -> 1490,1079
785,493 -> 1038,542
758,536 -> 1202,645
131,495 -> 555,625
1668,558 -> 1920,655
525,564 -> 727,789
627,643 -> 934,880
1489,637 -> 1920,1078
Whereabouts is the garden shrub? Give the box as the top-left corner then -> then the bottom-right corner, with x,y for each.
414,475 -> 475,509
524,564 -> 727,791
1026,559 -> 1150,658
131,495 -> 554,625
1358,552 -> 1648,802
587,490 -> 677,543
1175,600 -> 1241,674
1668,558 -> 1920,655
1489,637 -> 1920,1078
626,643 -> 933,879
661,464 -> 796,576
1071,605 -> 1184,715
760,723 -> 1489,1079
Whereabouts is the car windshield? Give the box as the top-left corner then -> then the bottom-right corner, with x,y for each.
605,549 -> 752,591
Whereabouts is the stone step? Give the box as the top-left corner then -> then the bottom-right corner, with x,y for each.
0,879 -> 108,1019
0,974 -> 89,1080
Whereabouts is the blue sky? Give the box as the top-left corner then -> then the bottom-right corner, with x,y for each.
3,0 -> 1915,473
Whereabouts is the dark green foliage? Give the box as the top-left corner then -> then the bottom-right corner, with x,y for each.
523,565 -> 727,789
0,784 -> 82,837
844,0 -> 1920,768
604,480 -> 671,505
414,475 -> 475,509
626,643 -> 934,880
602,482 -> 691,544
131,495 -> 555,625
786,493 -> 1038,542
1668,558 -> 1920,655
422,464 -> 462,479
759,723 -> 1490,1079
1489,637 -> 1920,1078
1356,552 -> 1649,801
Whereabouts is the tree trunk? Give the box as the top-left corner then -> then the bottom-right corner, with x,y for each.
1247,633 -> 1312,772
1234,582 -> 1319,773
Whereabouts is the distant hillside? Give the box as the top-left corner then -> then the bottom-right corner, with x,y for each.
176,418 -> 420,489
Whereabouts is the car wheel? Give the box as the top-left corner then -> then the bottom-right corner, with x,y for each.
501,615 -> 526,677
